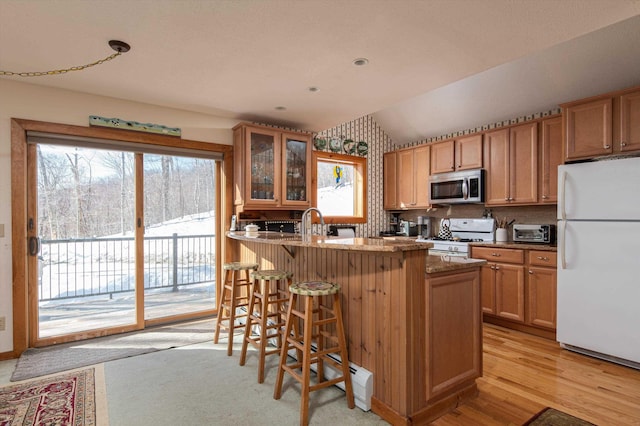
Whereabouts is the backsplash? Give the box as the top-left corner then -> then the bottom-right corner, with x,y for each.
395,204 -> 557,237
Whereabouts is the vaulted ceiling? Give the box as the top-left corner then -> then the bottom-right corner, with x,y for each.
1,1 -> 639,144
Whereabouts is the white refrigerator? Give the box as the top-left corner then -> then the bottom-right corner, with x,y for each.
557,156 -> 640,369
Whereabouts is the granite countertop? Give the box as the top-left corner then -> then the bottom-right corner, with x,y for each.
469,241 -> 557,251
425,255 -> 486,274
227,231 -> 433,253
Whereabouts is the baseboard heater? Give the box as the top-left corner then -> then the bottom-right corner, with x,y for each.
287,344 -> 373,411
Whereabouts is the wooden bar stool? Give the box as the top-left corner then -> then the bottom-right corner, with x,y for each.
214,262 -> 259,356
239,269 -> 293,383
274,281 -> 355,426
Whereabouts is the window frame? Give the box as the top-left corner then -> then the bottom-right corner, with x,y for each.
311,151 -> 367,224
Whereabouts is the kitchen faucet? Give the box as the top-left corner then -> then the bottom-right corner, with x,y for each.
300,207 -> 324,241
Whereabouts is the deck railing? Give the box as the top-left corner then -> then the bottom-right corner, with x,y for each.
38,234 -> 215,301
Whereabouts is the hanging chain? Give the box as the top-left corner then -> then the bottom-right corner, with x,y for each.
0,51 -> 122,77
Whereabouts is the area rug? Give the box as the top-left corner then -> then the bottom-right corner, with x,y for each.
524,407 -> 596,426
0,367 -> 99,425
11,318 -> 215,381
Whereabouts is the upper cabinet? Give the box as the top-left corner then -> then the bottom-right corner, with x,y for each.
539,116 -> 562,204
563,86 -> 640,161
430,134 -> 483,174
233,123 -> 311,212
384,145 -> 430,210
383,152 -> 398,210
484,123 -> 538,206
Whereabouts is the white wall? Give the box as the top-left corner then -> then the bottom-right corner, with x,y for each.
0,79 -> 239,353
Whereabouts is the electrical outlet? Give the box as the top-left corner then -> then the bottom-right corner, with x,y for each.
0,316 -> 5,331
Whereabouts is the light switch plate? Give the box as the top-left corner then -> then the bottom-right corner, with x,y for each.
0,224 -> 4,237
0,316 -> 5,331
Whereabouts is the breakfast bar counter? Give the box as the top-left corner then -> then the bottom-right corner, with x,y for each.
227,231 -> 484,425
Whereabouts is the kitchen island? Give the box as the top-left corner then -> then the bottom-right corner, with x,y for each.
227,231 -> 485,425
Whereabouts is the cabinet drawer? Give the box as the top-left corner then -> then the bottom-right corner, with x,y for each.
471,247 -> 524,264
528,250 -> 557,268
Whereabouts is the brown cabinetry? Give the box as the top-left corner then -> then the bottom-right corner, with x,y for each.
471,245 -> 557,337
472,247 -> 525,322
484,123 -> 538,206
563,86 -> 640,161
539,116 -> 562,203
383,151 -> 397,210
527,251 -> 557,329
384,145 -> 430,210
430,134 -> 483,174
233,123 -> 311,212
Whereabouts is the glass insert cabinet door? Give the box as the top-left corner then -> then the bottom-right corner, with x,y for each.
284,136 -> 308,203
249,130 -> 278,202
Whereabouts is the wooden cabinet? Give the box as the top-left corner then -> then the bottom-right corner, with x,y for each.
383,152 -> 397,210
472,247 -> 525,322
563,86 -> 640,161
233,123 -> 311,212
527,251 -> 557,329
484,123 -> 538,206
472,245 -> 557,336
539,116 -> 562,204
384,145 -> 430,210
430,134 -> 482,174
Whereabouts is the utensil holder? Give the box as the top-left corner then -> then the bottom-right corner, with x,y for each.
496,228 -> 508,242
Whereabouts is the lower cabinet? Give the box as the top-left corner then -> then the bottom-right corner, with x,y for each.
474,247 -> 525,322
527,250 -> 557,329
471,245 -> 557,336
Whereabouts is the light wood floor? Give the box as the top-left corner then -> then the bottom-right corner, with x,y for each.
433,324 -> 640,425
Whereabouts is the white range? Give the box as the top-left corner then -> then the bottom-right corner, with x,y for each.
417,218 -> 495,258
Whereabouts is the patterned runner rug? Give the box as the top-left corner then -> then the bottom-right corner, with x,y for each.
0,367 -> 107,425
524,407 -> 596,426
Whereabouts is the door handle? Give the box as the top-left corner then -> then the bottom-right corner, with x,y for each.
462,178 -> 469,200
29,236 -> 41,256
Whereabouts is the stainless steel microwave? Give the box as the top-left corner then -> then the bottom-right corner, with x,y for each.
428,169 -> 485,204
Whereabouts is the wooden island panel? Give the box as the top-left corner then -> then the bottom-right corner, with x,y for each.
232,238 -> 481,425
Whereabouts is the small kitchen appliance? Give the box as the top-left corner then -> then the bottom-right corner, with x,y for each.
417,218 -> 495,257
513,224 -> 556,244
397,220 -> 418,236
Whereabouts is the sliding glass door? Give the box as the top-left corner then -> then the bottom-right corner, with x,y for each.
143,154 -> 216,322
30,141 -> 219,344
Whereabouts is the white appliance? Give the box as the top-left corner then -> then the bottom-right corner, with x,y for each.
557,156 -> 640,369
417,218 -> 495,257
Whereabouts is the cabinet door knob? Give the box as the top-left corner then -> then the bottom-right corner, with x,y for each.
536,256 -> 549,261
491,253 -> 501,257
494,266 -> 500,270
621,141 -> 627,147
542,195 -> 548,199
505,197 -> 510,201
604,144 -> 611,149
529,270 -> 533,274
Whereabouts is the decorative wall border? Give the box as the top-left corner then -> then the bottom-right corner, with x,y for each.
393,107 -> 562,150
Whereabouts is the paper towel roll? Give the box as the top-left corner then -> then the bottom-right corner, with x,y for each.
336,228 -> 355,237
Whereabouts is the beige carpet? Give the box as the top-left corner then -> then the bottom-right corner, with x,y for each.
11,319 -> 215,381
104,340 -> 387,425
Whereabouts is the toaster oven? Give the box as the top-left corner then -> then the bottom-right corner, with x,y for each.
512,224 -> 556,244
